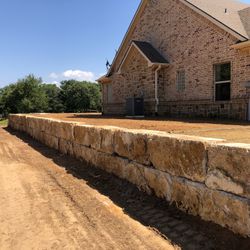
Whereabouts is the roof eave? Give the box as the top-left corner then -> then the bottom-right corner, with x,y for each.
180,0 -> 248,41
231,40 -> 250,49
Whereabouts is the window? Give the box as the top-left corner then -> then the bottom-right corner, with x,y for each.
176,70 -> 186,92
214,63 -> 231,101
107,84 -> 113,103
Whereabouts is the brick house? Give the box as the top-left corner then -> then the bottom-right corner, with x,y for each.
97,0 -> 250,120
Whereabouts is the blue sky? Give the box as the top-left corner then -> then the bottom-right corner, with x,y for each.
0,0 -> 140,86
0,0 -> 249,87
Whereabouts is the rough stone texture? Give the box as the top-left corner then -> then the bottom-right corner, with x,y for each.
102,0 -> 250,120
124,162 -> 151,194
99,127 -> 117,154
43,133 -> 59,150
144,167 -> 172,201
208,143 -> 250,198
95,151 -> 129,179
148,134 -> 207,182
201,190 -> 250,237
8,115 -> 250,237
205,169 -> 244,195
171,177 -> 205,216
74,125 -> 102,149
114,130 -> 150,165
59,139 -> 74,156
57,122 -> 76,142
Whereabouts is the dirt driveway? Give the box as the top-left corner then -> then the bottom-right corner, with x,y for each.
0,128 -> 250,250
0,128 -> 174,250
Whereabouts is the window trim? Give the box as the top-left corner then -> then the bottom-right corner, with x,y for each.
176,70 -> 186,92
214,62 -> 231,102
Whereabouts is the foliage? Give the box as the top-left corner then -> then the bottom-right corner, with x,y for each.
60,80 -> 101,113
0,75 -> 102,117
0,75 -> 48,115
41,84 -> 64,113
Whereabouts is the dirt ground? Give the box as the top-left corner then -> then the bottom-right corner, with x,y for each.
0,128 -> 174,250
1,127 -> 250,250
33,113 -> 250,143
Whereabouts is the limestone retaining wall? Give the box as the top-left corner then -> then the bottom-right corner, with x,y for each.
8,114 -> 250,237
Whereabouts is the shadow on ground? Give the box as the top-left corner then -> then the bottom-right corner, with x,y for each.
6,128 -> 250,250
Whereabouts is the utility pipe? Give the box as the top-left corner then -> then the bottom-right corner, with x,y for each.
154,65 -> 162,115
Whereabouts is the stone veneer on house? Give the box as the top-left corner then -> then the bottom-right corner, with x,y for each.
102,0 -> 250,119
8,114 -> 250,237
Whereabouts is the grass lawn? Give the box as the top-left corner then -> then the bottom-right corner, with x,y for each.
0,119 -> 8,127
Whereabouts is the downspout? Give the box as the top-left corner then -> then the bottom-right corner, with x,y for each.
154,65 -> 161,115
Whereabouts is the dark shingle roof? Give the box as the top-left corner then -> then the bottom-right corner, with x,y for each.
132,41 -> 169,64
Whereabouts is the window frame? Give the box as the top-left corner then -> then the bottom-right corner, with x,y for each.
214,62 -> 231,102
176,70 -> 186,92
106,83 -> 113,104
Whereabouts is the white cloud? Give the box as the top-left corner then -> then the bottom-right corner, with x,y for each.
63,70 -> 95,81
49,69 -> 96,82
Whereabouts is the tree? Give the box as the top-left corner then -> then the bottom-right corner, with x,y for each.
60,80 -> 101,112
0,76 -> 102,116
0,75 -> 48,115
41,84 -> 64,113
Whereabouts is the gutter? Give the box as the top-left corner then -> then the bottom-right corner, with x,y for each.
154,65 -> 162,115
231,40 -> 250,49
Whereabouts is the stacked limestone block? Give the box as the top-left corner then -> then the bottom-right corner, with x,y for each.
8,114 -> 250,237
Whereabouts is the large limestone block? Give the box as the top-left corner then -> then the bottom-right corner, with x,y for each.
144,167 -> 172,201
114,130 -> 149,165
74,125 -> 102,149
205,169 -> 244,195
49,120 -> 62,137
58,122 -> 76,141
171,177 -> 205,216
59,139 -> 74,156
17,115 -> 27,132
43,133 -> 59,150
95,152 -> 129,179
208,143 -> 250,198
124,162 -> 151,193
98,126 -> 118,154
39,118 -> 52,132
200,189 -> 250,237
78,145 -> 97,165
148,134 -> 208,182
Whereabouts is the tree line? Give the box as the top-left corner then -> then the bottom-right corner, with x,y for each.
0,75 -> 101,117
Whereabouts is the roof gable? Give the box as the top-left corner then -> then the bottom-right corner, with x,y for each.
107,0 -> 250,77
118,41 -> 169,73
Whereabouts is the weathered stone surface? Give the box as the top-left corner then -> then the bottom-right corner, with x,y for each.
74,125 -> 102,149
208,143 -> 250,198
57,122 -> 76,141
171,177 -> 205,216
114,130 -> 149,165
95,152 -> 129,179
205,169 -> 244,195
201,190 -> 250,237
99,126 -> 117,154
124,162 -> 151,193
148,134 -> 207,182
49,120 -> 62,137
59,139 -> 74,156
144,167 -> 172,201
43,133 -> 59,150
